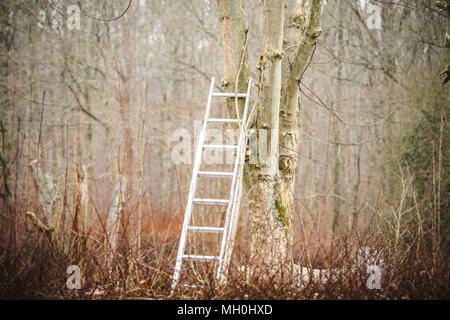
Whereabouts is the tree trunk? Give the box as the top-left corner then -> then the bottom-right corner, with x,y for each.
106,175 -> 127,268
217,0 -> 325,279
246,0 -> 287,277
216,0 -> 250,279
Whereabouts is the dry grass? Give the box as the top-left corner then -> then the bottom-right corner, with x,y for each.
0,202 -> 448,300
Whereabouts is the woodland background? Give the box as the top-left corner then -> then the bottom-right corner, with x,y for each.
0,0 -> 448,299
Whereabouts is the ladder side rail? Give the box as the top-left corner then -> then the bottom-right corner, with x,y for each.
224,78 -> 253,249
172,77 -> 215,289
216,79 -> 252,281
219,133 -> 249,281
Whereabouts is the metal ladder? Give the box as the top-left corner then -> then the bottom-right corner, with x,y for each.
172,77 -> 252,290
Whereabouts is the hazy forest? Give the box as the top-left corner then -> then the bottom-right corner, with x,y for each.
0,0 -> 449,299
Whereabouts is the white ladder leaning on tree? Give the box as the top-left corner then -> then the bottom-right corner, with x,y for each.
172,77 -> 252,290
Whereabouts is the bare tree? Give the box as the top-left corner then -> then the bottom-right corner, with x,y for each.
217,0 -> 325,275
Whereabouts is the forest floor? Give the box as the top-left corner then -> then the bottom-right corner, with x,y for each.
1,233 -> 448,300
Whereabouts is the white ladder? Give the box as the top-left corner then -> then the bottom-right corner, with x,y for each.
172,77 -> 252,290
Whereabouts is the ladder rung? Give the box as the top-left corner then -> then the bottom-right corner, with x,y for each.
208,118 -> 240,123
203,144 -> 238,150
198,171 -> 233,178
180,284 -> 204,289
183,255 -> 218,261
212,93 -> 247,98
188,226 -> 225,233
193,198 -> 229,205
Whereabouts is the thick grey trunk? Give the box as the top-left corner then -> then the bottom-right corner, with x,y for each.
217,0 -> 325,279
247,0 -> 287,276
276,0 -> 325,263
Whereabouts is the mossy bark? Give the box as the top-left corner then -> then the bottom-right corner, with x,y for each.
217,0 -> 325,279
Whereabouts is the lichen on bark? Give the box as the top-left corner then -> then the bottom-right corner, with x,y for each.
217,0 -> 325,280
